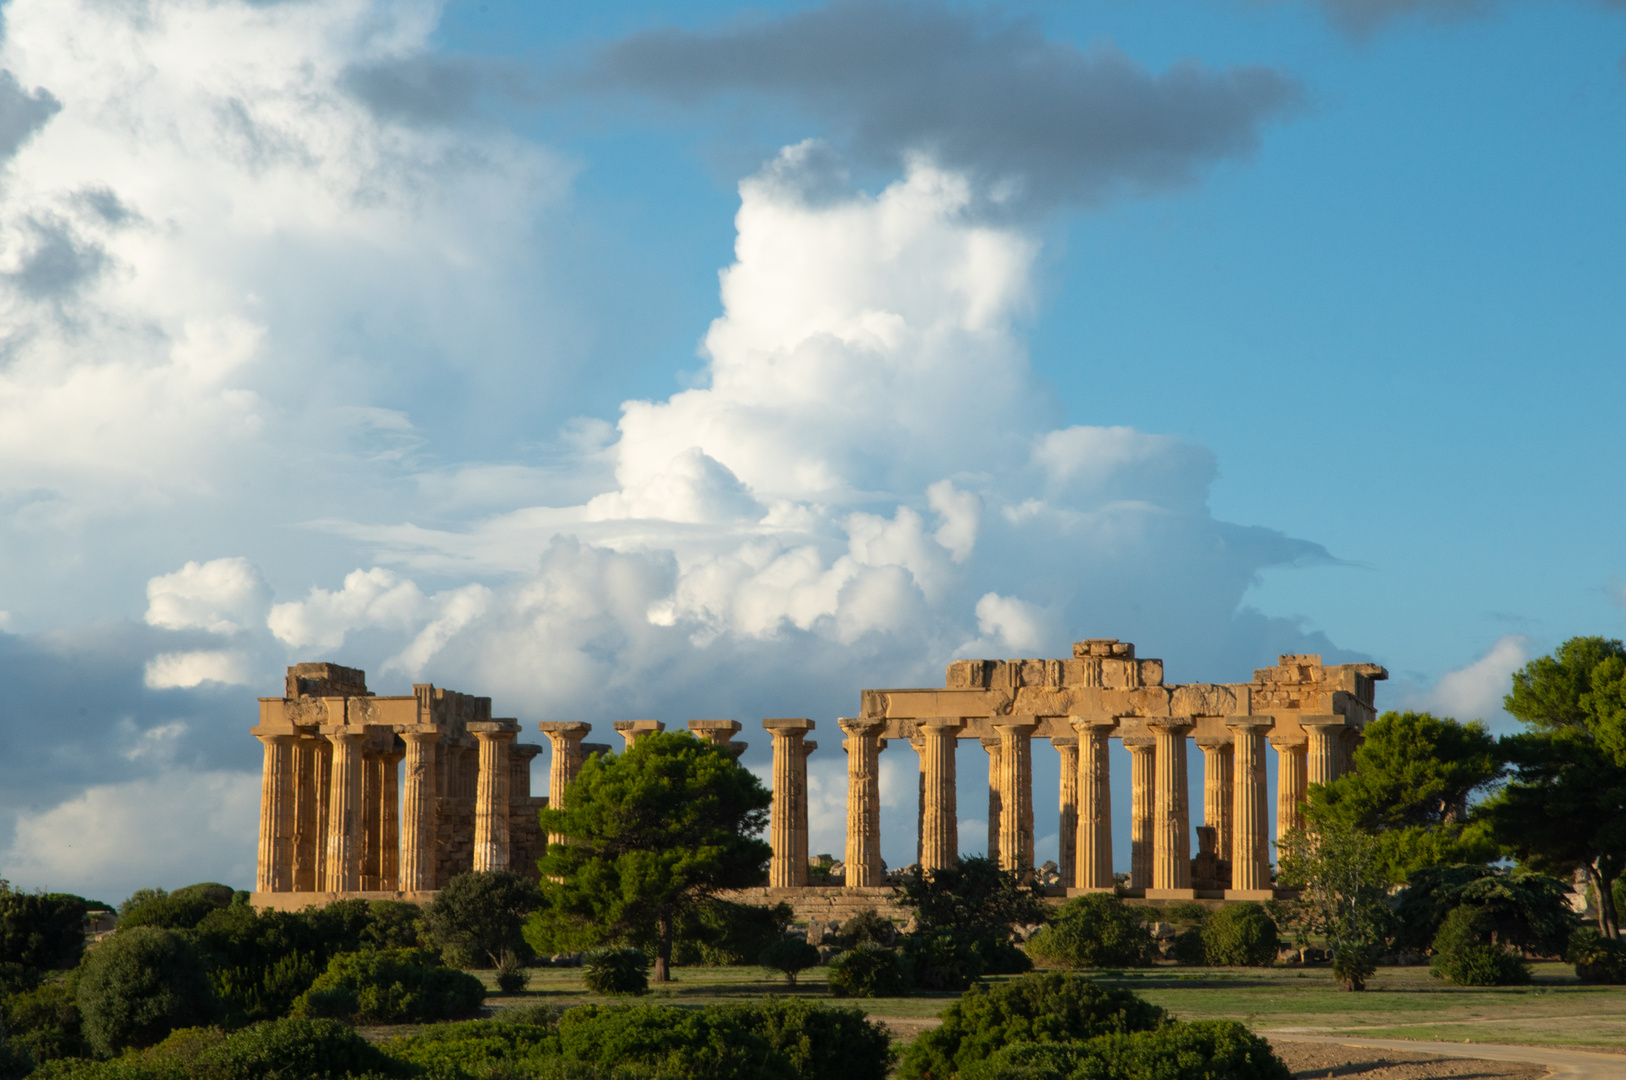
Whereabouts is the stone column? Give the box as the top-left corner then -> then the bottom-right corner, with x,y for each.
981,737 -> 1002,860
538,722 -> 591,844
1125,738 -> 1155,889
254,731 -> 296,893
910,735 -> 925,867
292,737 -> 320,892
994,721 -> 1037,874
324,729 -> 368,893
688,719 -> 741,748
460,745 -> 478,799
1226,718 -> 1273,894
613,720 -> 665,750
839,718 -> 887,887
1053,735 -> 1079,887
1196,736 -> 1234,866
1303,718 -> 1346,788
472,726 -> 517,872
380,745 -> 403,891
1070,717 -> 1117,889
919,718 -> 964,872
361,750 -> 383,891
764,718 -> 815,888
1271,734 -> 1308,844
797,739 -> 817,881
510,743 -> 543,800
399,730 -> 440,892
1149,718 -> 1195,892
314,738 -> 332,891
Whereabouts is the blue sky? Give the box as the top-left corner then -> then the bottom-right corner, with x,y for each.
0,0 -> 1621,900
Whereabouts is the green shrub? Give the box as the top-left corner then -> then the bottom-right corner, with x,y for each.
835,908 -> 895,948
671,900 -> 795,967
895,858 -> 1048,990
0,1019 -> 31,1080
827,945 -> 909,998
1166,928 -> 1206,966
291,948 -> 484,1024
379,1017 -> 562,1078
25,1018 -> 396,1080
77,926 -> 217,1055
959,1020 -> 1292,1080
1429,906 -> 1530,987
422,871 -> 542,969
581,948 -> 649,996
1568,926 -> 1626,983
360,902 -> 425,951
495,950 -> 531,994
0,885 -> 91,973
1200,904 -> 1278,967
118,885 -> 236,933
1024,895 -> 1157,969
1393,865 -> 1578,957
717,998 -> 894,1080
898,972 -> 1165,1080
556,1003 -> 792,1080
1331,945 -> 1375,992
2,979 -> 89,1063
759,937 -> 820,986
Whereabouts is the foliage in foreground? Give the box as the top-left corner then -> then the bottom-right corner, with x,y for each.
827,944 -> 910,998
1275,819 -> 1392,959
1428,906 -> 1531,987
671,900 -> 795,967
1024,895 -> 1157,970
959,1021 -> 1294,1080
291,948 -> 485,1024
758,937 -> 820,987
581,948 -> 650,996
422,872 -> 541,970
1568,926 -> 1626,983
26,1017 -> 397,1080
896,858 -> 1046,991
1392,864 -> 1577,956
0,884 -> 95,976
76,927 -> 217,1056
1199,903 -> 1279,968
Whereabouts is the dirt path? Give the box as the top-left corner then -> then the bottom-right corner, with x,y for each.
1263,1034 -> 1625,1080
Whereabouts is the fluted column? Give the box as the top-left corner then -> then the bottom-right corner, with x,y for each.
764,718 -> 815,888
1125,738 -> 1155,889
994,721 -> 1037,874
1303,718 -> 1346,788
380,746 -> 403,891
314,738 -> 333,891
1271,735 -> 1308,843
510,743 -> 543,800
1196,737 -> 1234,866
613,720 -> 665,750
538,721 -> 591,845
1227,718 -> 1272,894
910,735 -> 925,867
981,737 -> 1002,860
1070,717 -> 1117,889
472,727 -> 517,872
254,731 -> 296,893
399,730 -> 440,892
1149,718 -> 1195,891
292,737 -> 320,892
1053,735 -> 1079,886
361,750 -> 383,891
919,718 -> 963,872
796,739 -> 816,881
839,718 -> 886,887
324,729 -> 368,893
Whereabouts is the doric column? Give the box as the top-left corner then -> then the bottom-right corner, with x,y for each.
1303,717 -> 1346,788
1149,718 -> 1195,891
1053,735 -> 1079,887
471,725 -> 518,872
910,735 -> 925,867
460,744 -> 478,799
919,718 -> 964,872
839,718 -> 887,887
380,745 -> 403,891
613,720 -> 665,750
1196,736 -> 1234,866
253,731 -> 296,893
1271,734 -> 1308,843
797,739 -> 817,881
1070,717 -> 1117,889
538,721 -> 591,844
361,750 -> 383,891
1125,738 -> 1155,889
399,730 -> 440,892
688,719 -> 741,748
981,737 -> 1002,860
764,718 -> 815,888
1227,718 -> 1273,894
994,721 -> 1037,874
292,737 -> 320,892
313,738 -> 333,891
510,743 -> 543,800
323,729 -> 368,893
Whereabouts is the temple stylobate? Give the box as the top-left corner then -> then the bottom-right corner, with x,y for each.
813,639 -> 1387,898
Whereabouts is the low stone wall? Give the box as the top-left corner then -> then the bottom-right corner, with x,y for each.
249,890 -> 439,912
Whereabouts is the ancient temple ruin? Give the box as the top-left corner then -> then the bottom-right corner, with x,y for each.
252,642 -> 1385,906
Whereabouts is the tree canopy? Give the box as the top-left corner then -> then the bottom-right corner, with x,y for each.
1490,636 -> 1626,937
526,731 -> 772,981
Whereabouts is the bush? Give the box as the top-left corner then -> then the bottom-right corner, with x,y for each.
720,998 -> 894,1080
1332,944 -> 1375,992
77,926 -> 217,1055
25,1018 -> 397,1080
0,1020 -> 31,1080
118,884 -> 236,932
1025,895 -> 1156,970
0,885 -> 91,973
422,871 -> 542,969
1166,928 -> 1206,966
835,908 -> 895,949
896,858 -> 1048,990
582,947 -> 649,996
1393,865 -> 1578,956
898,972 -> 1165,1080
1568,926 -> 1626,983
556,1003 -> 792,1080
759,937 -> 820,987
495,950 -> 531,994
1201,904 -> 1278,967
291,948 -> 485,1024
379,1017 -> 562,1078
1429,906 -> 1530,987
827,944 -> 909,998
959,1020 -> 1293,1080
671,900 -> 795,967
2,979 -> 88,1063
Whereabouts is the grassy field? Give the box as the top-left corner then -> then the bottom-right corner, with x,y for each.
471,962 -> 1626,1051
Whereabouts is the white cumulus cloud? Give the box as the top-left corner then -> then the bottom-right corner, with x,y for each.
145,558 -> 270,635
143,650 -> 255,689
1412,634 -> 1529,726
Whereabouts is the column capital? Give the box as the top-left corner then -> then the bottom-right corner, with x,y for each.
991,718 -> 1038,735
838,716 -> 887,738
613,718 -> 665,737
802,740 -> 818,755
321,727 -> 370,744
688,719 -> 742,742
762,717 -> 815,735
469,727 -> 518,745
1298,714 -> 1349,732
400,728 -> 442,745
538,721 -> 591,740
1225,715 -> 1275,734
980,735 -> 1001,751
1051,734 -> 1079,749
1193,735 -> 1233,751
1122,736 -> 1156,751
1069,715 -> 1119,735
916,716 -> 966,734
468,719 -> 521,734
1146,716 -> 1196,736
1269,733 -> 1308,750
252,730 -> 299,746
